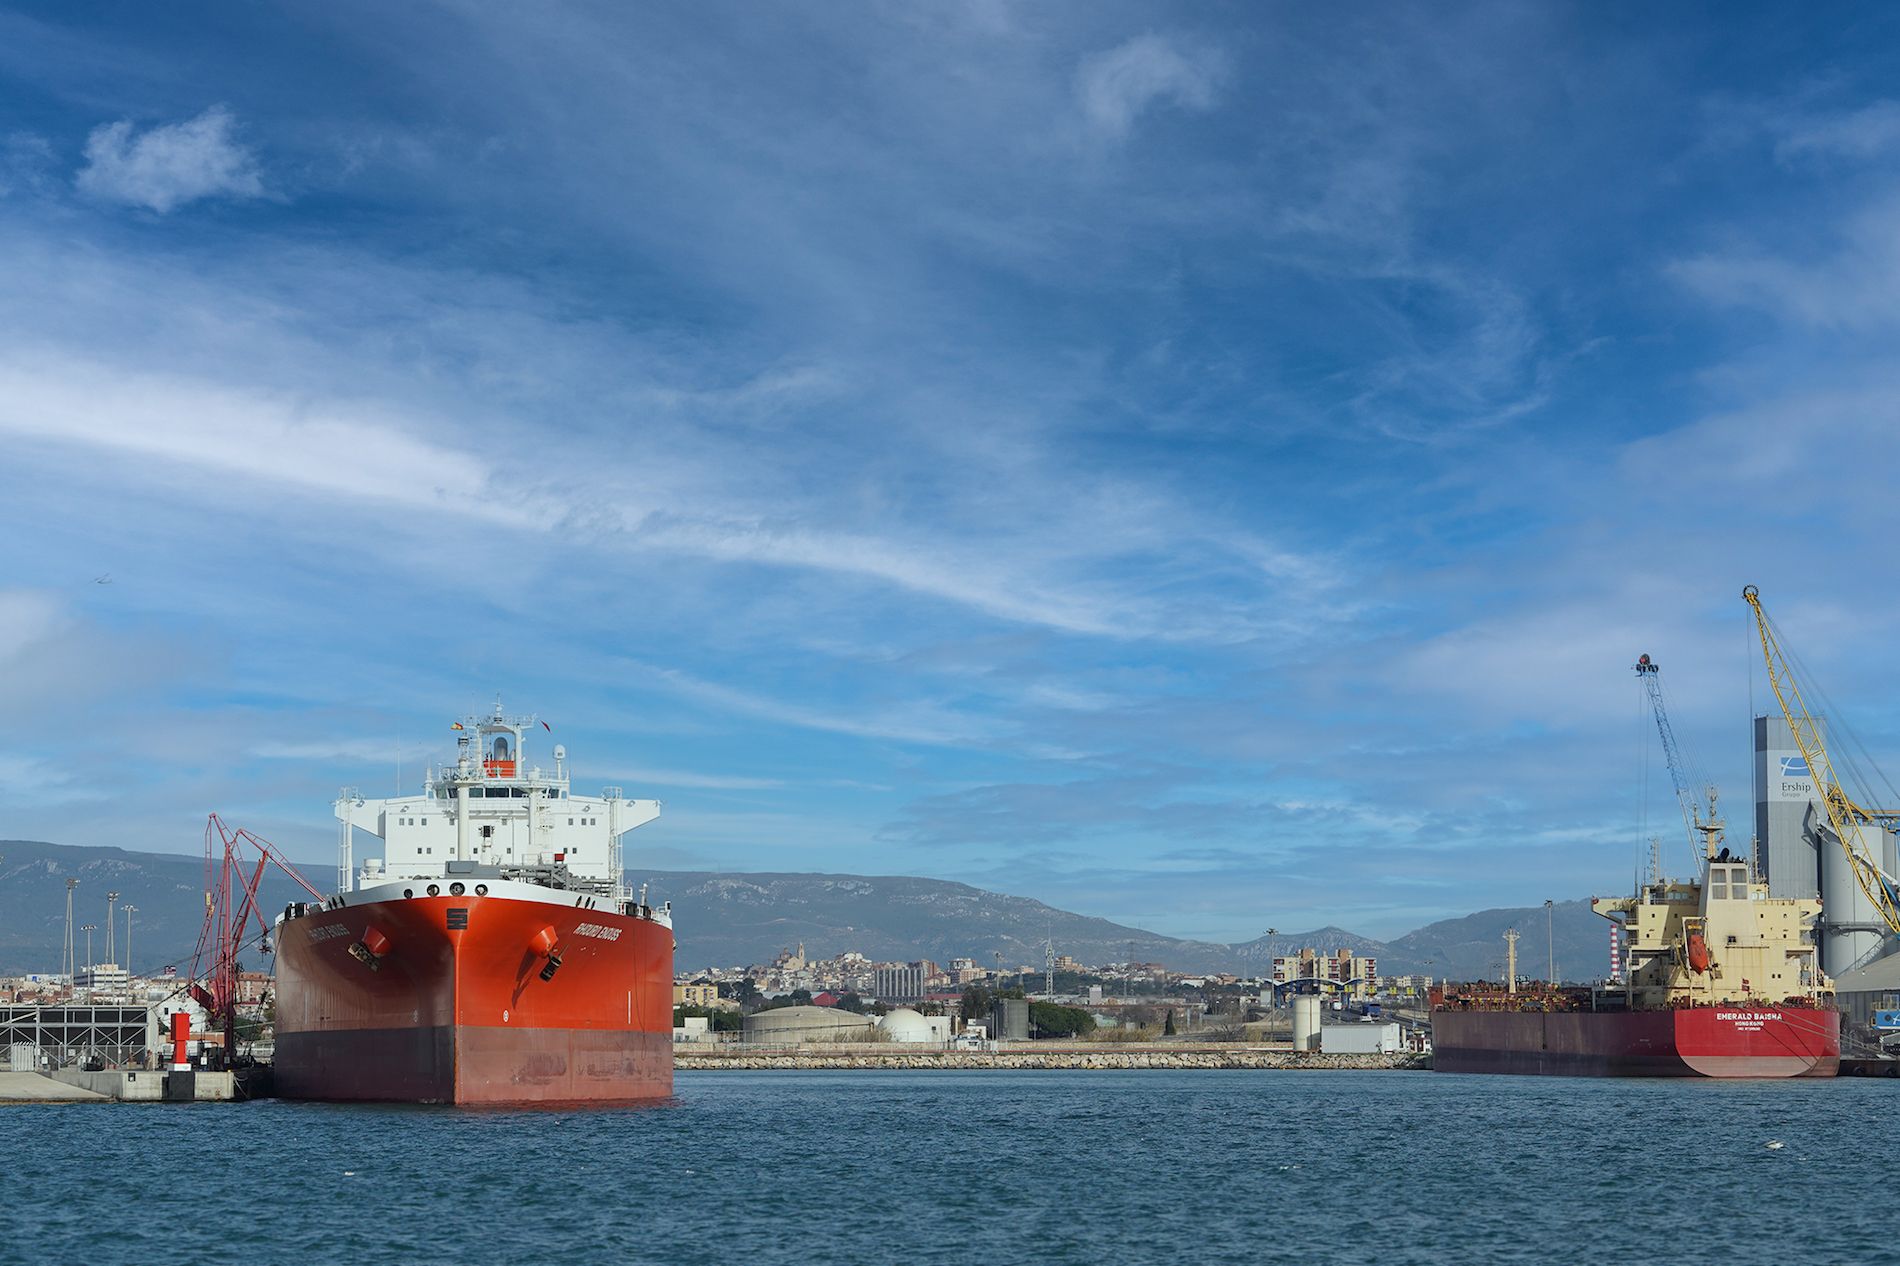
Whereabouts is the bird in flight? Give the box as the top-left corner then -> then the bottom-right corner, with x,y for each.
93,574 -> 111,584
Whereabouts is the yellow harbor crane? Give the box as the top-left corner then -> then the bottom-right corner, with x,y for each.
1742,584 -> 1900,937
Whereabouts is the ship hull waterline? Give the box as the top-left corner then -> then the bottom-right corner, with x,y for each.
273,892 -> 674,1104
1430,1007 -> 1839,1078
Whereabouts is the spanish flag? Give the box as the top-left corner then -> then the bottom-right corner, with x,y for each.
450,721 -> 465,730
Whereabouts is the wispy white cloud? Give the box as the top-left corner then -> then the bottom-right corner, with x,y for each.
0,299 -> 1338,647
1076,34 -> 1225,140
1773,99 -> 1900,162
623,659 -> 994,748
254,739 -> 411,763
76,105 -> 264,212
0,589 -> 65,662
610,766 -> 786,791
1669,191 -> 1900,330
0,352 -> 524,521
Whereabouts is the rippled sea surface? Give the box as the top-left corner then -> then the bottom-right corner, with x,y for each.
6,1069 -> 1893,1265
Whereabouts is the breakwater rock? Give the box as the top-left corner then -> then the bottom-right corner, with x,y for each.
675,1048 -> 1427,1071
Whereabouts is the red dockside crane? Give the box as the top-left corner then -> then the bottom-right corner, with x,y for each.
187,813 -> 325,1061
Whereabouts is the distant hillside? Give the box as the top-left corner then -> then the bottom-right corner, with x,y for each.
641,870 -> 1240,974
0,840 -> 312,978
1228,926 -> 1389,970
1382,898 -> 1608,982
0,840 -> 1617,981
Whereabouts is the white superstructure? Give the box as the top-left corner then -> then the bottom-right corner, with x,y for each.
333,701 -> 659,902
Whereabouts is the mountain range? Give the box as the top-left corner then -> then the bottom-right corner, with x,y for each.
0,839 -> 1612,982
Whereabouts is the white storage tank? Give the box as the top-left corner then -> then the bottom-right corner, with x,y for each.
1292,994 -> 1321,1051
740,1005 -> 877,1044
878,1007 -> 950,1045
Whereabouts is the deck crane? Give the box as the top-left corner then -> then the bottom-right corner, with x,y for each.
1635,653 -> 1719,865
1742,585 -> 1900,937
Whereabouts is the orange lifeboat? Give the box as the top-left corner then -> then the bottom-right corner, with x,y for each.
1686,929 -> 1712,974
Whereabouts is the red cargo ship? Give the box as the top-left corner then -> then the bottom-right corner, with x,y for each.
273,704 -> 675,1104
1432,791 -> 1839,1079
1431,1000 -> 1839,1078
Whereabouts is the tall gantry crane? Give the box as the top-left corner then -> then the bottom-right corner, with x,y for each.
1743,585 -> 1900,937
1634,653 -> 1715,862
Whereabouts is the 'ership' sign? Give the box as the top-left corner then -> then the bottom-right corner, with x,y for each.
1768,752 -> 1818,804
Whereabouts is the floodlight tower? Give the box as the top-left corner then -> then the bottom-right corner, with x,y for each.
105,891 -> 120,963
62,878 -> 78,981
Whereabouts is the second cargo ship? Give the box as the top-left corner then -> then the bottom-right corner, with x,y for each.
272,704 -> 675,1104
1432,800 -> 1839,1078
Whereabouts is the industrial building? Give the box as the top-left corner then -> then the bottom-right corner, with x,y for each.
872,962 -> 928,1002
1753,716 -> 1899,973
1831,955 -> 1900,1038
72,964 -> 131,999
2,1002 -> 187,1070
990,997 -> 1029,1041
1319,1022 -> 1404,1055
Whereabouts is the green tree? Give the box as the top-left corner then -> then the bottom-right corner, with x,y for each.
958,983 -> 994,1026
1028,1001 -> 1096,1038
1163,1008 -> 1177,1036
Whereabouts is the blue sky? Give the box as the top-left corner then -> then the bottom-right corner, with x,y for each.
6,3 -> 1900,942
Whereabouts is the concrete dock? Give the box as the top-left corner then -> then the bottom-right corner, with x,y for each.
0,1069 -> 236,1102
0,1071 -> 109,1102
51,1068 -> 236,1100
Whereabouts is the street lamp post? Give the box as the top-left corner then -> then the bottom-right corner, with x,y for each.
123,905 -> 137,980
80,924 -> 96,973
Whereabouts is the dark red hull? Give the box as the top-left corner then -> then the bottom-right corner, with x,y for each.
1431,1006 -> 1839,1078
273,891 -> 673,1104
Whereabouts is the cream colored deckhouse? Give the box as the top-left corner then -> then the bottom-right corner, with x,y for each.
1595,803 -> 1829,1008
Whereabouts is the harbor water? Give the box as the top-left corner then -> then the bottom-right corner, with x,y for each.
5,1069 -> 1890,1264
